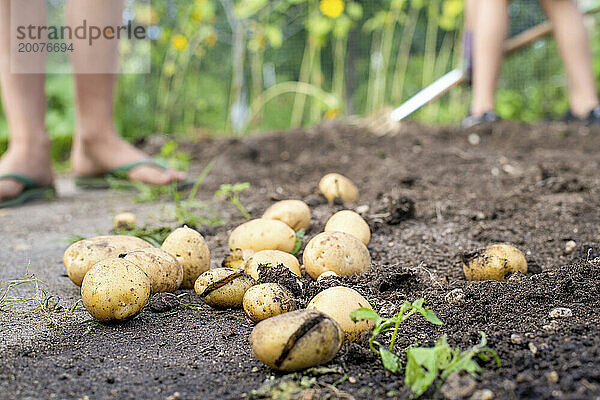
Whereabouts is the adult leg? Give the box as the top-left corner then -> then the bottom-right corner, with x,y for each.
0,0 -> 53,200
471,0 -> 510,117
66,0 -> 184,184
539,0 -> 599,117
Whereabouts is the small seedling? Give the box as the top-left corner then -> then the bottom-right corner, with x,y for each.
292,229 -> 305,255
111,226 -> 173,247
215,182 -> 252,220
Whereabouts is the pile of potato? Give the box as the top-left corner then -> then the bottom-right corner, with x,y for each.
64,172 -> 529,371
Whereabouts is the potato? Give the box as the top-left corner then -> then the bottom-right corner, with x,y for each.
462,244 -> 528,281
113,212 -> 136,229
319,173 -> 359,204
123,247 -> 183,293
325,210 -> 371,245
250,310 -> 344,371
303,231 -> 371,280
317,271 -> 340,282
228,219 -> 296,253
194,268 -> 256,309
161,226 -> 211,289
222,248 -> 256,269
307,286 -> 374,342
262,200 -> 311,232
81,258 -> 151,322
64,235 -> 153,286
244,250 -> 301,280
243,283 -> 296,323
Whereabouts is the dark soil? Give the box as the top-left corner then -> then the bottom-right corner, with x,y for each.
2,120 -> 600,400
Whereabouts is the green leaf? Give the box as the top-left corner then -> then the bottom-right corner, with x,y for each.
405,346 -> 439,397
350,308 -> 380,322
379,347 -> 400,373
292,229 -> 305,255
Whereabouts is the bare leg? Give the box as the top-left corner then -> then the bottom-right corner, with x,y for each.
0,0 -> 53,200
471,0 -> 509,117
539,0 -> 599,117
67,0 -> 184,184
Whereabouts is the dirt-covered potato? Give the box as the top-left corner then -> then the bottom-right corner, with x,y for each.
462,244 -> 528,281
123,247 -> 183,293
243,283 -> 296,323
317,271 -> 340,282
64,235 -> 153,286
307,286 -> 374,342
318,173 -> 359,204
194,268 -> 256,308
250,310 -> 344,371
324,210 -> 371,245
161,226 -> 211,289
244,250 -> 301,280
303,231 -> 371,280
228,219 -> 296,253
113,212 -> 136,229
222,248 -> 256,269
262,200 -> 311,232
81,258 -> 151,322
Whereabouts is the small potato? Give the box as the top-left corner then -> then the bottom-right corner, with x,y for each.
307,286 -> 374,342
222,248 -> 256,269
325,210 -> 371,245
462,244 -> 528,281
243,283 -> 296,323
64,235 -> 153,286
113,212 -> 136,229
303,231 -> 371,280
194,268 -> 256,309
161,226 -> 211,289
250,310 -> 344,371
317,271 -> 340,282
123,247 -> 183,293
244,250 -> 301,280
262,200 -> 311,232
229,219 -> 296,253
319,173 -> 359,204
81,258 -> 151,322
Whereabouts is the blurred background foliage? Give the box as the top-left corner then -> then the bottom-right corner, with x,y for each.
0,0 -> 599,158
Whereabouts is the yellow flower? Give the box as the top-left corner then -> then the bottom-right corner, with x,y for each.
324,108 -> 340,120
192,10 -> 204,22
320,0 -> 344,18
172,35 -> 188,51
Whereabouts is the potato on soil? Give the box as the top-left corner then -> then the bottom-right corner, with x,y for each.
222,248 -> 256,269
194,268 -> 256,308
113,212 -> 136,229
228,219 -> 296,253
161,226 -> 210,289
462,244 -> 527,281
81,258 -> 151,322
262,200 -> 311,232
64,235 -> 153,286
250,309 -> 344,371
324,210 -> 371,245
303,231 -> 371,280
123,247 -> 183,293
244,250 -> 301,280
318,173 -> 359,204
243,283 -> 296,323
307,286 -> 374,341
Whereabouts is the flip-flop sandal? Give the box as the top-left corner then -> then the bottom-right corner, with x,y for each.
0,174 -> 56,209
74,159 -> 193,190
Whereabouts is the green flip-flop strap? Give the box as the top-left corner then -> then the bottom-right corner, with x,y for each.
109,159 -> 168,179
0,174 -> 40,189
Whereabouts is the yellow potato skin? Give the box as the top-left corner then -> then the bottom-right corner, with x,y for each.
463,244 -> 528,281
194,268 -> 256,309
318,173 -> 359,203
262,200 -> 311,232
307,286 -> 374,342
243,283 -> 296,323
161,227 -> 211,289
222,249 -> 256,269
303,231 -> 371,280
250,310 -> 344,371
123,247 -> 184,293
81,258 -> 151,322
244,250 -> 301,280
325,210 -> 371,245
228,219 -> 296,253
64,235 -> 153,286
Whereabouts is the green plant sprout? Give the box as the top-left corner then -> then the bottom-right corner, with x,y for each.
215,182 -> 252,220
111,226 -> 173,247
292,229 -> 306,255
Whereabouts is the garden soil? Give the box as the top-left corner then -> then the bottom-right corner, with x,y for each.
1,121 -> 600,400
